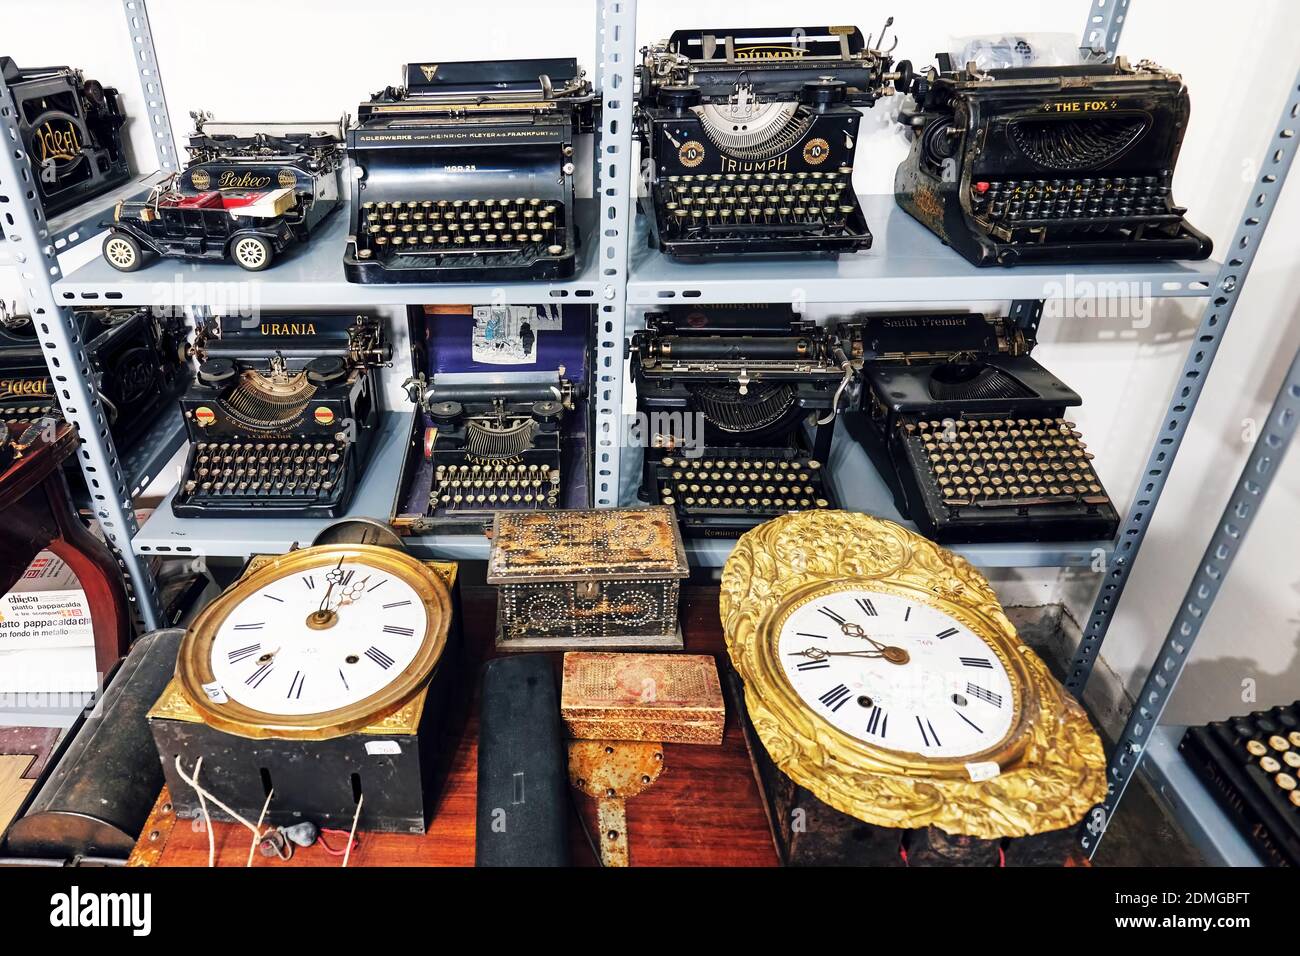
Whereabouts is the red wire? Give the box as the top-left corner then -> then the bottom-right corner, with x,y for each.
317,827 -> 359,857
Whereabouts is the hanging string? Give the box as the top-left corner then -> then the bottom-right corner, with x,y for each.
247,788 -> 276,867
173,755 -> 276,867
189,756 -> 215,868
342,794 -> 363,868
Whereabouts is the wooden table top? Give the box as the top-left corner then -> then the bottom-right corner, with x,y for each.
129,585 -> 780,867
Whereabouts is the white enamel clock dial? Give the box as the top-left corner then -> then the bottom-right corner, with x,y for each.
777,587 -> 1015,759
207,556 -> 429,717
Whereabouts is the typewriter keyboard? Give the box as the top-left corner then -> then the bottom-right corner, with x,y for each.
651,451 -> 832,536
356,197 -> 565,259
174,439 -> 352,515
658,168 -> 858,240
1,400 -> 57,425
971,173 -> 1176,228
431,461 -> 561,511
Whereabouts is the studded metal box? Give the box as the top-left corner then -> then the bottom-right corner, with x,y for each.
487,507 -> 688,651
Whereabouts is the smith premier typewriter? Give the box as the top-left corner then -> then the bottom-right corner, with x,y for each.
894,55 -> 1213,266
171,314 -> 390,519
344,58 -> 596,283
2,58 -> 129,216
632,304 -> 855,537
842,312 -> 1120,543
636,22 -> 909,258
1181,701 -> 1300,867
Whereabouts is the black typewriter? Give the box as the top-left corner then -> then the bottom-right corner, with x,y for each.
894,55 -> 1212,266
2,58 -> 129,216
636,22 -> 908,258
632,304 -> 854,537
171,314 -> 390,518
1181,702 -> 1300,866
842,312 -> 1119,543
345,58 -> 596,283
402,370 -> 583,532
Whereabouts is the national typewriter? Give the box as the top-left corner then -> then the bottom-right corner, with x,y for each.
842,312 -> 1119,543
632,304 -> 854,537
1181,701 -> 1300,866
171,314 -> 390,518
2,58 -> 129,216
345,58 -> 596,283
636,22 -> 909,258
894,55 -> 1213,265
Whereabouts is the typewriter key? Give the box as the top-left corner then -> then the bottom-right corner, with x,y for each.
1261,756 -> 1282,773
1277,773 -> 1297,791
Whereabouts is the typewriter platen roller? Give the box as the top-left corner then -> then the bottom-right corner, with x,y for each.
842,313 -> 1120,543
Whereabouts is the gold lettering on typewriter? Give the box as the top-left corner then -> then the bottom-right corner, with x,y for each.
734,46 -> 807,60
217,170 -> 274,190
34,119 -> 82,165
678,141 -> 705,167
0,379 -> 51,398
190,168 -> 211,190
420,64 -> 439,81
1042,99 -> 1121,113
802,138 -> 831,165
259,322 -> 318,336
720,153 -> 790,173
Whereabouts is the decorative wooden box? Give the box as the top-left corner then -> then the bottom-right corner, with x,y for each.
487,506 -> 688,651
561,652 -> 724,745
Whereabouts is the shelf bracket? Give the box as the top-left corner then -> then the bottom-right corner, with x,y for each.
1008,299 -> 1044,339
1081,0 -> 1130,60
121,0 -> 180,174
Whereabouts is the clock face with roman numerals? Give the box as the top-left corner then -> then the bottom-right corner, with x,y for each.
776,586 -> 1016,759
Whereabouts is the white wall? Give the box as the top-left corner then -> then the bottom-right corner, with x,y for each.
4,0 -> 1299,723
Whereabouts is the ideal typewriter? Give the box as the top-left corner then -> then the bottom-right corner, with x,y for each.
2,58 -> 129,216
632,304 -> 854,537
345,58 -> 596,283
636,22 -> 909,258
842,312 -> 1119,543
894,55 -> 1213,266
171,314 -> 390,519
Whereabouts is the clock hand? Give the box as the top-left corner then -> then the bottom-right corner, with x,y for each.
838,620 -> 889,652
318,557 -> 346,614
790,646 -> 886,661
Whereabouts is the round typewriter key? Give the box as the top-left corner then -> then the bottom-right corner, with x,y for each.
1270,735 -> 1290,751
1283,751 -> 1300,769
1261,756 -> 1282,773
1277,773 -> 1298,791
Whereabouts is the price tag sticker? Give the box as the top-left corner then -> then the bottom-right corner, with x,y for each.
965,761 -> 1000,782
365,740 -> 402,756
201,681 -> 229,704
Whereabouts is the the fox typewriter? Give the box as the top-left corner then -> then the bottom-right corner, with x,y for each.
2,58 -> 129,216
636,23 -> 908,258
632,304 -> 854,537
894,56 -> 1213,265
344,58 -> 595,283
843,312 -> 1119,543
171,314 -> 390,519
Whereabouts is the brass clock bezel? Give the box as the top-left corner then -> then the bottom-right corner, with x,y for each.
760,578 -> 1032,775
177,544 -> 452,741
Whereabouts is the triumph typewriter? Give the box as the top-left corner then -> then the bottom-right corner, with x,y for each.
345,58 -> 596,283
894,56 -> 1213,266
632,304 -> 854,537
2,58 -> 129,216
842,312 -> 1119,543
636,22 -> 908,258
171,314 -> 390,519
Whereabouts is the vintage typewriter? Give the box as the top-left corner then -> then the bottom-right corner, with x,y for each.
636,22 -> 908,258
632,304 -> 854,537
2,58 -> 129,216
894,55 -> 1213,266
842,312 -> 1119,543
171,314 -> 390,519
345,58 -> 596,284
1181,701 -> 1300,867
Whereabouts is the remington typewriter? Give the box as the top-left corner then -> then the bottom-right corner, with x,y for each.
636,22 -> 908,258
171,314 -> 390,519
894,55 -> 1213,265
842,312 -> 1119,543
345,58 -> 596,283
2,58 -> 129,216
1181,701 -> 1300,866
632,304 -> 854,537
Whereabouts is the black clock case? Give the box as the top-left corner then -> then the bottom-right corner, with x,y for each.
150,573 -> 465,835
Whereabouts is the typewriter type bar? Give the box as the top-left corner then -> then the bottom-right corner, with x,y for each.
636,23 -> 908,259
1180,702 -> 1300,867
345,58 -> 595,284
2,58 -> 129,217
171,315 -> 390,519
842,313 -> 1119,544
632,304 -> 854,537
894,57 -> 1213,266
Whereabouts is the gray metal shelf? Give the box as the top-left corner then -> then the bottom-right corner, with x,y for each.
120,402 -> 187,499
47,171 -> 170,255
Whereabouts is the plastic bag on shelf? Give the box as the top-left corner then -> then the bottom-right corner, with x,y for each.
947,33 -> 1089,71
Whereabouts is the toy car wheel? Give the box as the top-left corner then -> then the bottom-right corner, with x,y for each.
103,233 -> 145,272
231,235 -> 274,271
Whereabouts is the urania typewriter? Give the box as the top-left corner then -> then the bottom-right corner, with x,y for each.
842,312 -> 1119,543
632,304 -> 854,537
171,314 -> 390,518
2,58 -> 129,216
1181,701 -> 1300,867
636,22 -> 908,258
894,56 -> 1213,265
345,58 -> 596,283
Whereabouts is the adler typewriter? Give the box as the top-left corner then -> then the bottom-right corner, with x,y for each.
894,56 -> 1213,266
632,304 -> 854,537
1181,701 -> 1300,867
2,58 -> 129,216
344,58 -> 595,283
171,314 -> 390,519
842,312 -> 1119,543
636,22 -> 908,258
